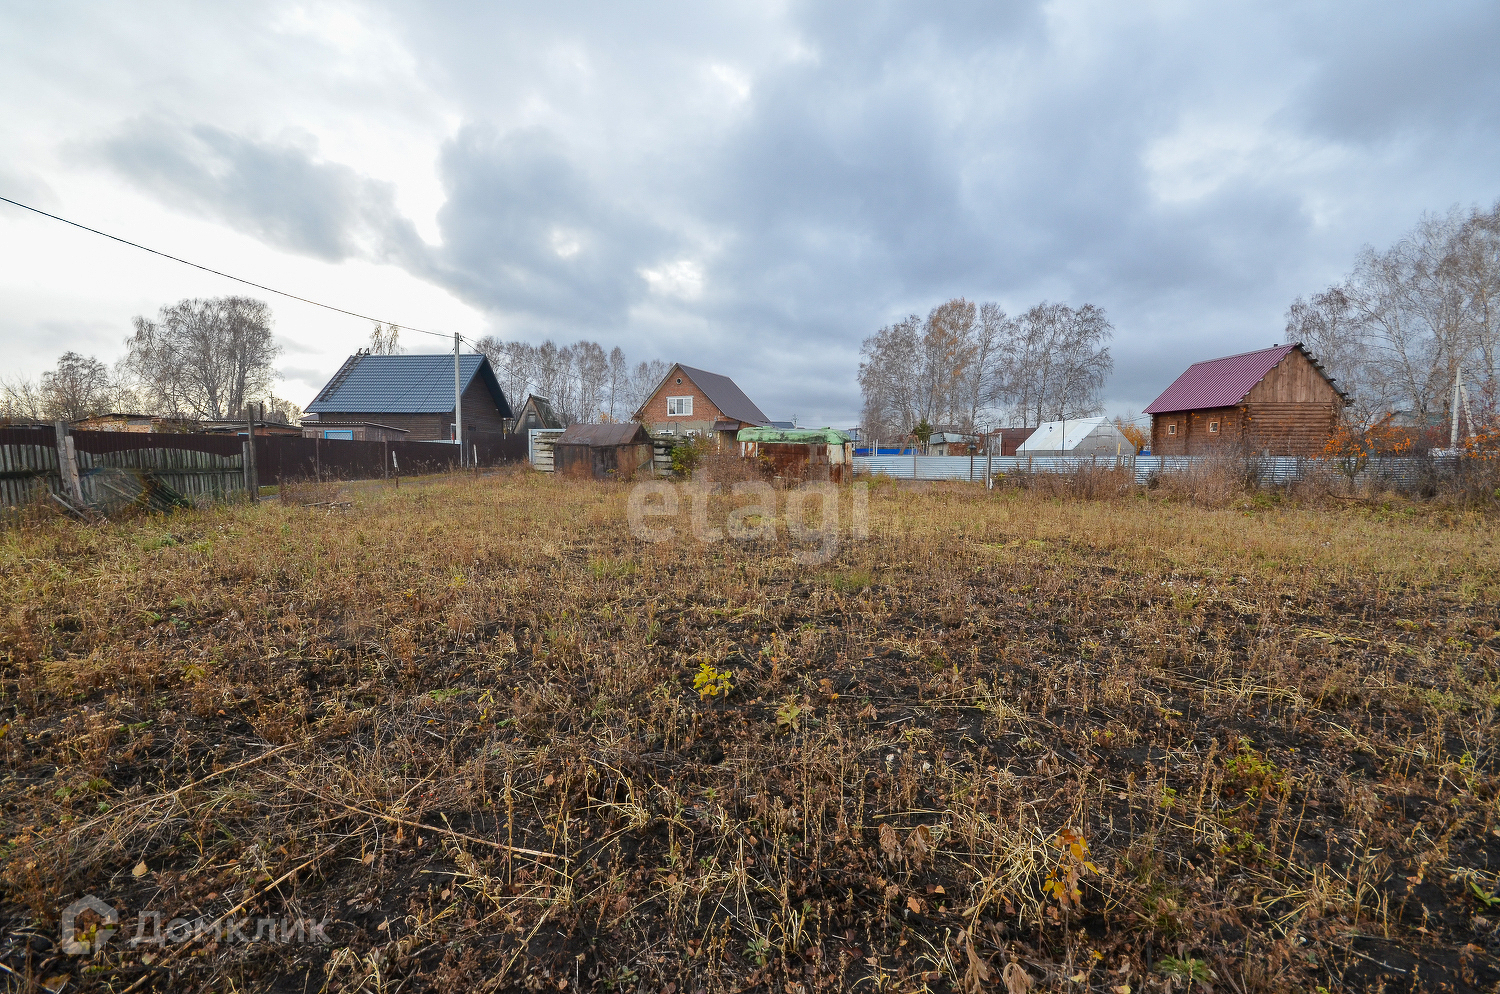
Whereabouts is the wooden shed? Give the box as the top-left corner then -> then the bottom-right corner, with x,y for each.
552,423 -> 655,480
1145,343 -> 1348,456
737,427 -> 854,483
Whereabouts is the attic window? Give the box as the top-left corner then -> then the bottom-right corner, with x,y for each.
675,377 -> 682,384
1208,421 -> 1220,434
1167,424 -> 1177,435
667,396 -> 693,416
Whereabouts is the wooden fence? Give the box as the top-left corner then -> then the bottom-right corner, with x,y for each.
1,426 -> 533,517
1,427 -> 246,512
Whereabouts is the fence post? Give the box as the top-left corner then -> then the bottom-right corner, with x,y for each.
244,408 -> 258,501
54,421 -> 84,505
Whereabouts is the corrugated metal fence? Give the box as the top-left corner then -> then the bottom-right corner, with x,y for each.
854,454 -> 1439,485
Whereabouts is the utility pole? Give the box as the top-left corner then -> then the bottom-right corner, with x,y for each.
453,332 -> 464,468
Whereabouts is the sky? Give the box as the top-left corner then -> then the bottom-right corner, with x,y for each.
3,1 -> 1498,427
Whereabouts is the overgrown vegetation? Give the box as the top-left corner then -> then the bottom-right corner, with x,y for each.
2,471 -> 1499,991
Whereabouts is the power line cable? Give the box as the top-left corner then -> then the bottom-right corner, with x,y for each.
0,194 -> 476,349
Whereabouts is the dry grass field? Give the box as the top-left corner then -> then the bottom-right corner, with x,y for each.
2,471 -> 1499,992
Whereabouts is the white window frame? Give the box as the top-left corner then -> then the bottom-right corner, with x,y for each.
667,396 -> 693,416
1167,423 -> 1177,435
1208,420 -> 1219,434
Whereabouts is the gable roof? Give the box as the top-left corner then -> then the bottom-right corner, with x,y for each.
1144,343 -> 1345,415
644,364 -> 769,426
519,394 -> 563,429
306,353 -> 511,417
556,422 -> 650,446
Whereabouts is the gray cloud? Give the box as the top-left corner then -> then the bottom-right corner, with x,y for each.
95,118 -> 425,265
69,1 -> 1500,423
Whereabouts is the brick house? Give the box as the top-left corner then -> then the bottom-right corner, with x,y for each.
303,352 -> 512,444
1145,343 -> 1348,456
634,363 -> 770,446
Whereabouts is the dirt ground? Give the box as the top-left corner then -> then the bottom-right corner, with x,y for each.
2,471 -> 1498,992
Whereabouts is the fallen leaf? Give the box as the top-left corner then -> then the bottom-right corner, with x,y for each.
879,823 -> 901,861
361,852 -> 375,865
1003,962 -> 1034,994
542,774 -> 556,788
1112,986 -> 1132,994
1070,973 -> 1088,982
906,894 -> 925,914
132,861 -> 148,877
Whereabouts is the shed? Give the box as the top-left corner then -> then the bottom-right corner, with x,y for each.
515,394 -> 563,432
987,427 -> 1037,456
552,422 -> 655,480
1144,343 -> 1347,456
1015,417 -> 1136,457
738,427 -> 854,483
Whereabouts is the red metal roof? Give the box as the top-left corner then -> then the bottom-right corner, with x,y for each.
1144,344 -> 1300,415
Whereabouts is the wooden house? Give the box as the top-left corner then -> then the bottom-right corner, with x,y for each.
633,363 -> 770,446
303,352 -> 512,445
1145,344 -> 1347,456
552,422 -> 655,480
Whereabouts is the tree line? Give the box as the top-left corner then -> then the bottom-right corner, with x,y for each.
1285,201 -> 1500,424
471,337 -> 668,426
858,298 -> 1114,441
2,296 -> 298,425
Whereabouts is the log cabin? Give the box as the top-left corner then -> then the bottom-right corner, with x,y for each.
1145,344 -> 1348,456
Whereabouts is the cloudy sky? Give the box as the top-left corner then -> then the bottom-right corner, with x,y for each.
3,2 -> 1498,425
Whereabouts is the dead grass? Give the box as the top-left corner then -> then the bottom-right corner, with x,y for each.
2,472 -> 1499,992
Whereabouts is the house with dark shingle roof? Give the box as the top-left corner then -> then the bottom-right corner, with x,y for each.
304,352 -> 513,444
1144,343 -> 1348,456
633,363 -> 770,447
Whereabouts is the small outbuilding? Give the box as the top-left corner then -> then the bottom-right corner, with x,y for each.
1015,417 -> 1136,457
738,427 -> 855,483
552,422 -> 655,480
515,394 -> 563,432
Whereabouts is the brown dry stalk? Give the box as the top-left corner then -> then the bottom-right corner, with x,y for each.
118,842 -> 338,994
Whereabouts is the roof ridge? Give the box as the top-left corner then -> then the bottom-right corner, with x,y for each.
1185,343 -> 1297,367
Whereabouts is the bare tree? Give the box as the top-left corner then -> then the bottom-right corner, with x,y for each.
573,341 -> 609,423
607,346 -> 628,421
475,336 -> 536,415
124,297 -> 278,419
263,396 -> 303,424
1284,284 -> 1374,413
1,375 -> 50,423
922,298 -> 978,427
1302,201 -> 1500,427
369,322 -> 404,355
626,360 -> 669,419
858,314 -> 923,440
42,352 -> 114,421
995,302 -> 1112,425
966,302 -> 1011,429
